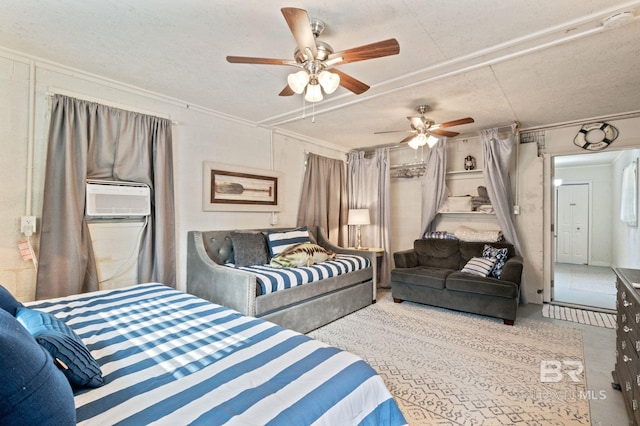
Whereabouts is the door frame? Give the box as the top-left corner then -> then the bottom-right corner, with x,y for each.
554,180 -> 592,265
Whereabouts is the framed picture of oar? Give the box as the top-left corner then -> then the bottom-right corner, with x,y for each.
202,162 -> 282,211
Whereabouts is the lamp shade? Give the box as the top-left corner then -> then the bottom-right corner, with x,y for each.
426,135 -> 439,148
348,208 -> 370,225
318,70 -> 340,94
305,83 -> 323,102
287,70 -> 310,94
408,137 -> 420,150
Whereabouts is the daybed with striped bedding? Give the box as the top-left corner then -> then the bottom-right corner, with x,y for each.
187,226 -> 376,333
25,283 -> 406,425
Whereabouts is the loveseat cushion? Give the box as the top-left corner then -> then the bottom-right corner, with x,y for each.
445,272 -> 519,299
414,239 -> 460,269
390,266 -> 452,290
458,241 -> 515,269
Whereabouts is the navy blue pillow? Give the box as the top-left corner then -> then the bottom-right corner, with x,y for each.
16,307 -> 104,388
0,284 -> 23,316
0,309 -> 75,425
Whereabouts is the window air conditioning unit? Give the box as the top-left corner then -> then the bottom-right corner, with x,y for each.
86,180 -> 151,218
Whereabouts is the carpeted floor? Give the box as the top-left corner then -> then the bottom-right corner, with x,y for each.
542,303 -> 616,328
308,292 -> 590,425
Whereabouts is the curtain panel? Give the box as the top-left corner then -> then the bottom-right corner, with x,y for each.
420,138 -> 448,237
479,124 -> 526,303
347,149 -> 392,286
36,95 -> 176,299
297,153 -> 348,246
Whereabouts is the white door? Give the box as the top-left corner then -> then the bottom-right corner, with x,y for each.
556,184 -> 589,264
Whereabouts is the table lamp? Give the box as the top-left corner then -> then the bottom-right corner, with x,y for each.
348,208 -> 370,249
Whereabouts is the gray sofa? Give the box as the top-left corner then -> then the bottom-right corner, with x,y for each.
391,238 -> 523,325
186,226 -> 376,333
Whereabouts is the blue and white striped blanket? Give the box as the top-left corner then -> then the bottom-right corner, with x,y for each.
28,283 -> 406,425
233,254 -> 370,295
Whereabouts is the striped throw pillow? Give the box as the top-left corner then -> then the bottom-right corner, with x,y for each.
461,256 -> 497,277
266,226 -> 310,257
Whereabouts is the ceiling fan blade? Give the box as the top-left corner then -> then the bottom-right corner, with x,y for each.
328,39 -> 400,64
431,129 -> 459,137
226,56 -> 295,65
281,8 -> 318,60
374,129 -> 415,134
407,116 -> 424,130
400,134 -> 417,144
279,85 -> 295,96
439,117 -> 475,128
329,69 -> 369,94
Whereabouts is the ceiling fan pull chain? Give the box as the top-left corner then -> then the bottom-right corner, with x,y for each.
312,101 -> 316,123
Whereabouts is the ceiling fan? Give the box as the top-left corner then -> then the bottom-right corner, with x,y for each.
226,7 -> 400,103
375,105 -> 474,149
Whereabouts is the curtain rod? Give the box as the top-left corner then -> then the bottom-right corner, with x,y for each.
46,87 -> 179,124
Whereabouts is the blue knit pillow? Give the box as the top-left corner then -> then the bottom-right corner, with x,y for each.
16,307 -> 103,388
266,226 -> 310,257
483,244 -> 509,279
0,309 -> 75,425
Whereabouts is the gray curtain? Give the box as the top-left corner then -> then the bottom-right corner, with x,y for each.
420,138 -> 448,237
297,153 -> 348,246
36,95 -> 176,299
347,149 -> 392,286
480,124 -> 526,303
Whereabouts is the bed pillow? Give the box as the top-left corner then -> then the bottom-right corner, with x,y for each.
461,256 -> 497,277
0,309 -> 76,425
230,232 -> 269,267
0,284 -> 23,316
270,243 -> 336,268
266,226 -> 310,257
483,244 -> 509,279
16,307 -> 104,388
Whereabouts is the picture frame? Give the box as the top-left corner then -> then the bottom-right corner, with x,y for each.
202,162 -> 282,212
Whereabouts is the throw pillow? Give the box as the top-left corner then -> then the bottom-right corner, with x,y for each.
0,309 -> 76,425
0,284 -> 23,316
266,226 -> 310,257
230,232 -> 269,267
270,243 -> 336,268
483,244 -> 509,279
461,256 -> 497,277
16,307 -> 104,388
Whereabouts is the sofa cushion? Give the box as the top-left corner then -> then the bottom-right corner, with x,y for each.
0,284 -> 23,316
446,272 -> 519,299
391,266 -> 452,290
459,241 -> 514,269
230,232 -> 269,267
461,257 -> 496,277
414,239 -> 460,269
483,244 -> 509,279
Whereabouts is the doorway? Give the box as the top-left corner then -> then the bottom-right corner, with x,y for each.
552,153 -> 618,311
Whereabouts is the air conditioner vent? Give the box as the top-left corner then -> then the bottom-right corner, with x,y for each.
86,180 -> 150,218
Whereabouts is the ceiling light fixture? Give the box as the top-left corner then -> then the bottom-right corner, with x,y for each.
408,133 -> 440,150
289,67 -> 341,103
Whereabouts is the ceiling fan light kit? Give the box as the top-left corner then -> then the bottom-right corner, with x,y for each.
226,7 -> 400,104
375,104 -> 474,149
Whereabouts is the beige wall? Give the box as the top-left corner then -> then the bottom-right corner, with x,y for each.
0,50 -> 348,302
2,47 -> 639,305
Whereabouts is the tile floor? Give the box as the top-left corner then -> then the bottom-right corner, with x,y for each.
553,263 -> 617,310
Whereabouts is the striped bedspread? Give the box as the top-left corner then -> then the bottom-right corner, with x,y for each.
233,254 -> 371,295
28,283 -> 406,425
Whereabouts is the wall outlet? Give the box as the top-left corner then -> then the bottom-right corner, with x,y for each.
21,216 -> 36,235
513,205 -> 521,215
270,212 -> 278,226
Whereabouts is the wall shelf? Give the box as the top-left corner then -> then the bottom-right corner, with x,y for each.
438,211 -> 495,216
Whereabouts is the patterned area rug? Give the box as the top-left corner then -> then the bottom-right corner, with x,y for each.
308,293 -> 590,425
542,303 -> 616,329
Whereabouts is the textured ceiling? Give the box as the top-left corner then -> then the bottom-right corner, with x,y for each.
2,1 -> 640,150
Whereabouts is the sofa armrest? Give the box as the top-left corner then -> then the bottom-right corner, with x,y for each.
186,231 -> 257,316
393,249 -> 418,268
500,255 -> 524,285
